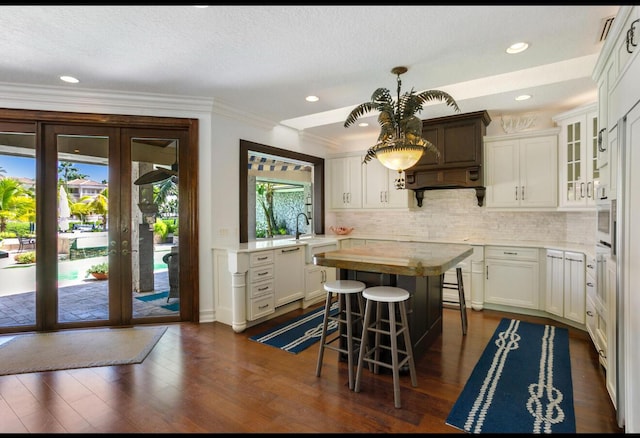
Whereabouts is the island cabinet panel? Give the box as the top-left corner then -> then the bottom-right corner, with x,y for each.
339,269 -> 443,360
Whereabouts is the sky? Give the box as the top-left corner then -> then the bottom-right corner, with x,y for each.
0,155 -> 108,183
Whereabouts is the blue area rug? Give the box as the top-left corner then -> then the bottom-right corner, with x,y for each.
446,318 -> 576,434
249,301 -> 339,354
135,291 -> 178,311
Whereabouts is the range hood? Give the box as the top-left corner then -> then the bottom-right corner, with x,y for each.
404,110 -> 491,207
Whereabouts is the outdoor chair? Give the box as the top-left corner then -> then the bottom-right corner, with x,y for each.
18,236 -> 35,252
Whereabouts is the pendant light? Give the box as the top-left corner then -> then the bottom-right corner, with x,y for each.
344,66 -> 460,188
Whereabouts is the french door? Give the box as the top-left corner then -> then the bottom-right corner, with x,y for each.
0,110 -> 198,333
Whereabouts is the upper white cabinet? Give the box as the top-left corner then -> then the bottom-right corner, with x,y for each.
362,158 -> 413,209
484,129 -> 559,209
328,155 -> 362,209
553,103 -> 600,209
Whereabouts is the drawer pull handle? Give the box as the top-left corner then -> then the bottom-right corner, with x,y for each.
258,271 -> 268,276
587,282 -> 594,287
257,256 -> 268,261
258,304 -> 270,310
258,286 -> 269,291
503,251 -> 518,255
626,19 -> 639,54
282,247 -> 301,253
587,310 -> 594,317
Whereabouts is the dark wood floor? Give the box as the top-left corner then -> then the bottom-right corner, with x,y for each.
0,306 -> 623,433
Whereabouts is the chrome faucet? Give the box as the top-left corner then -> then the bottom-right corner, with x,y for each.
295,212 -> 310,240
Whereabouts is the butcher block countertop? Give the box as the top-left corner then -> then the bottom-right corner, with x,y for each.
313,240 -> 473,277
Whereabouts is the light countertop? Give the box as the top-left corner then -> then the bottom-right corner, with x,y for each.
212,233 -> 596,259
313,240 -> 473,277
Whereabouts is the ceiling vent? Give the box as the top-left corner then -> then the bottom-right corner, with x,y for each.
599,16 -> 615,42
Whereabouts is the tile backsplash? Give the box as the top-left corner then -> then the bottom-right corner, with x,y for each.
328,188 -> 596,245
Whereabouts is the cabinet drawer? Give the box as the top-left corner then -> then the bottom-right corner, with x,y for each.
249,279 -> 274,298
250,250 -> 274,267
248,294 -> 275,321
485,246 -> 538,261
248,265 -> 274,283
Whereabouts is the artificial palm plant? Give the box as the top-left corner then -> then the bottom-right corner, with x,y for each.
344,66 -> 460,174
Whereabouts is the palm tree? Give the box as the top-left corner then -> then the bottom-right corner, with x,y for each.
58,161 -> 88,185
0,178 -> 34,233
256,182 -> 278,237
344,66 -> 460,166
81,188 -> 108,229
154,177 -> 178,217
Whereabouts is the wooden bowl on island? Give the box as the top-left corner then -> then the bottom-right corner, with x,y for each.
330,226 -> 354,235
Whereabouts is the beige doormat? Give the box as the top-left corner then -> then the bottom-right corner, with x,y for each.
0,326 -> 167,376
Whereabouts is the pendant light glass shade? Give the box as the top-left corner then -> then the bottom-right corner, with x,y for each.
375,145 -> 424,172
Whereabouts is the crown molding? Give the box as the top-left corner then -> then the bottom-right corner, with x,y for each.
0,82 -> 214,116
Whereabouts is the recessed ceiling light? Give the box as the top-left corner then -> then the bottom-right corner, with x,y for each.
506,42 -> 529,54
358,122 -> 369,127
305,95 -> 319,102
60,75 -> 79,84
515,94 -> 532,101
193,5 -> 209,8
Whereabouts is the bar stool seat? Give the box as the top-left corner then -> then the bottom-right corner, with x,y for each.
315,279 -> 366,390
354,285 -> 417,408
441,264 -> 468,335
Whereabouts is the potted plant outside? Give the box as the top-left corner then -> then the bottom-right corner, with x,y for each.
86,262 -> 109,280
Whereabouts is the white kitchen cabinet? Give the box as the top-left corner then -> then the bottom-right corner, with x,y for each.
484,129 -> 559,209
484,246 -> 539,309
545,249 -> 565,317
303,240 -> 338,308
246,250 -> 275,321
273,245 -> 305,306
588,253 -> 607,367
553,103 -> 600,209
545,249 -> 585,324
563,251 -> 586,324
328,155 -> 362,209
304,264 -> 336,306
605,253 -> 617,407
362,158 -> 413,209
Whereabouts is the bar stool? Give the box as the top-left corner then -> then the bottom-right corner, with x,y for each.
315,279 -> 366,390
441,264 -> 468,335
354,285 -> 417,409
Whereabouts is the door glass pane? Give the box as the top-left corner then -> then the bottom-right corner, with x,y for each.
131,138 -> 179,318
57,135 -> 110,323
0,131 -> 36,328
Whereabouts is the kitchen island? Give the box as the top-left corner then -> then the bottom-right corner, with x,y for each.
313,240 -> 473,358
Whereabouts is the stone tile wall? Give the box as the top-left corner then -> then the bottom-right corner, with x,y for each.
329,188 -> 596,245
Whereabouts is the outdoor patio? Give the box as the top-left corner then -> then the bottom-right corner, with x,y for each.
0,240 -> 179,327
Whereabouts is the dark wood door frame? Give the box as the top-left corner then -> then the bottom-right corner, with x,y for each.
0,107 -> 199,330
239,139 -> 325,243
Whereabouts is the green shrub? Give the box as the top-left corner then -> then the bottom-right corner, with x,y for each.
86,262 -> 109,275
14,251 -> 36,264
153,219 -> 168,240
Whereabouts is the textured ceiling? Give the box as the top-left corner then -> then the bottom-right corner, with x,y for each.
0,5 -> 620,146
